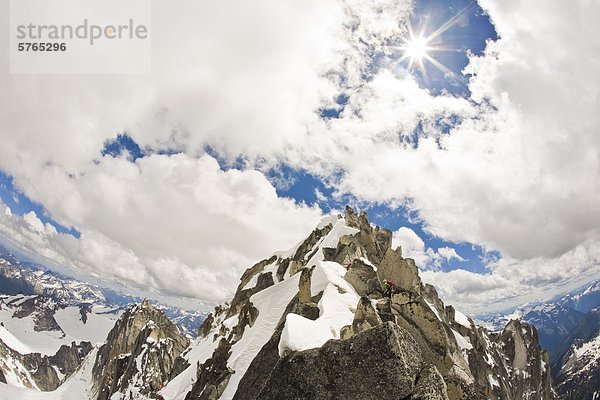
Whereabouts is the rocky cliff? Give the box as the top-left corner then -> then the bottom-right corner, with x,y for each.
159,207 -> 557,400
91,299 -> 190,400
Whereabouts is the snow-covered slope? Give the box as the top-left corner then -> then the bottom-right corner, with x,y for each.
0,300 -> 190,400
0,294 -> 120,356
0,251 -> 205,397
0,251 -> 207,337
0,256 -> 105,305
0,347 -> 98,400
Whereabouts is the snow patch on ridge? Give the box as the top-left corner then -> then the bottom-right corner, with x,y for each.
454,310 -> 472,328
219,274 -> 301,400
279,261 -> 360,354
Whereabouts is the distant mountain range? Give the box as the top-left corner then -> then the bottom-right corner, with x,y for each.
0,245 -> 208,338
478,279 -> 600,399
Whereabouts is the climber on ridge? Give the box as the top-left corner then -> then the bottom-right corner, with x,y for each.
383,278 -> 396,297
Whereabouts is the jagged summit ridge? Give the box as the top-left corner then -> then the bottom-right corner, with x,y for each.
0,207 -> 557,399
160,207 -> 556,400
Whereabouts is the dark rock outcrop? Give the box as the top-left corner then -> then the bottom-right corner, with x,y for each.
12,296 -> 64,333
232,293 -> 315,400
185,338 -> 233,400
198,313 -> 215,338
49,341 -> 93,378
256,322 -> 425,400
22,353 -> 61,391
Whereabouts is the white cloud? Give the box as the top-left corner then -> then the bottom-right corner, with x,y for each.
0,154 -> 322,304
23,211 -> 57,236
422,238 -> 600,313
392,227 -> 427,266
315,188 -> 328,203
293,0 -> 600,309
0,0 -> 599,311
392,227 -> 464,270
437,247 -> 464,262
0,0 -> 412,305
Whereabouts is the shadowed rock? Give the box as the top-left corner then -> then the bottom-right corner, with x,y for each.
185,338 -> 233,400
412,365 -> 450,400
236,256 -> 278,294
232,294 -> 318,400
92,300 -> 190,400
198,313 -> 215,338
351,296 -> 382,335
49,341 -> 93,378
343,259 -> 380,296
256,322 -> 423,400
322,234 -> 368,266
377,247 -> 421,294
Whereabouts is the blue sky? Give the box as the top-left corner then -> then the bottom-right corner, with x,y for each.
268,165 -> 497,274
268,0 -> 499,274
406,0 -> 497,95
0,171 -> 79,237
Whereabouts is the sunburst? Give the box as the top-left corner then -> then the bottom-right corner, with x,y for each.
395,5 -> 475,84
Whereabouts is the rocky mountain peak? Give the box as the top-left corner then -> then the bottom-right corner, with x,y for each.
92,300 -> 190,400
0,208 -> 560,399
162,207 -> 557,400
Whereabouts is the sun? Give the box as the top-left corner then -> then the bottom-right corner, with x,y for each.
395,7 -> 475,80
405,35 -> 430,62
397,30 -> 436,72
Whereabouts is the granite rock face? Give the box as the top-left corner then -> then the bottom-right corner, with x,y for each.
92,299 -> 190,400
173,207 -> 556,400
411,365 -> 450,400
49,341 -> 93,378
256,322 -> 424,400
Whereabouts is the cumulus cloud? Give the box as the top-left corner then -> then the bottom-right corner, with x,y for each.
0,0 -> 410,174
392,227 -> 464,270
392,227 -> 427,265
0,153 -> 323,304
1,0 -> 599,310
293,0 -> 600,310
0,0 -> 411,305
422,238 -> 600,313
